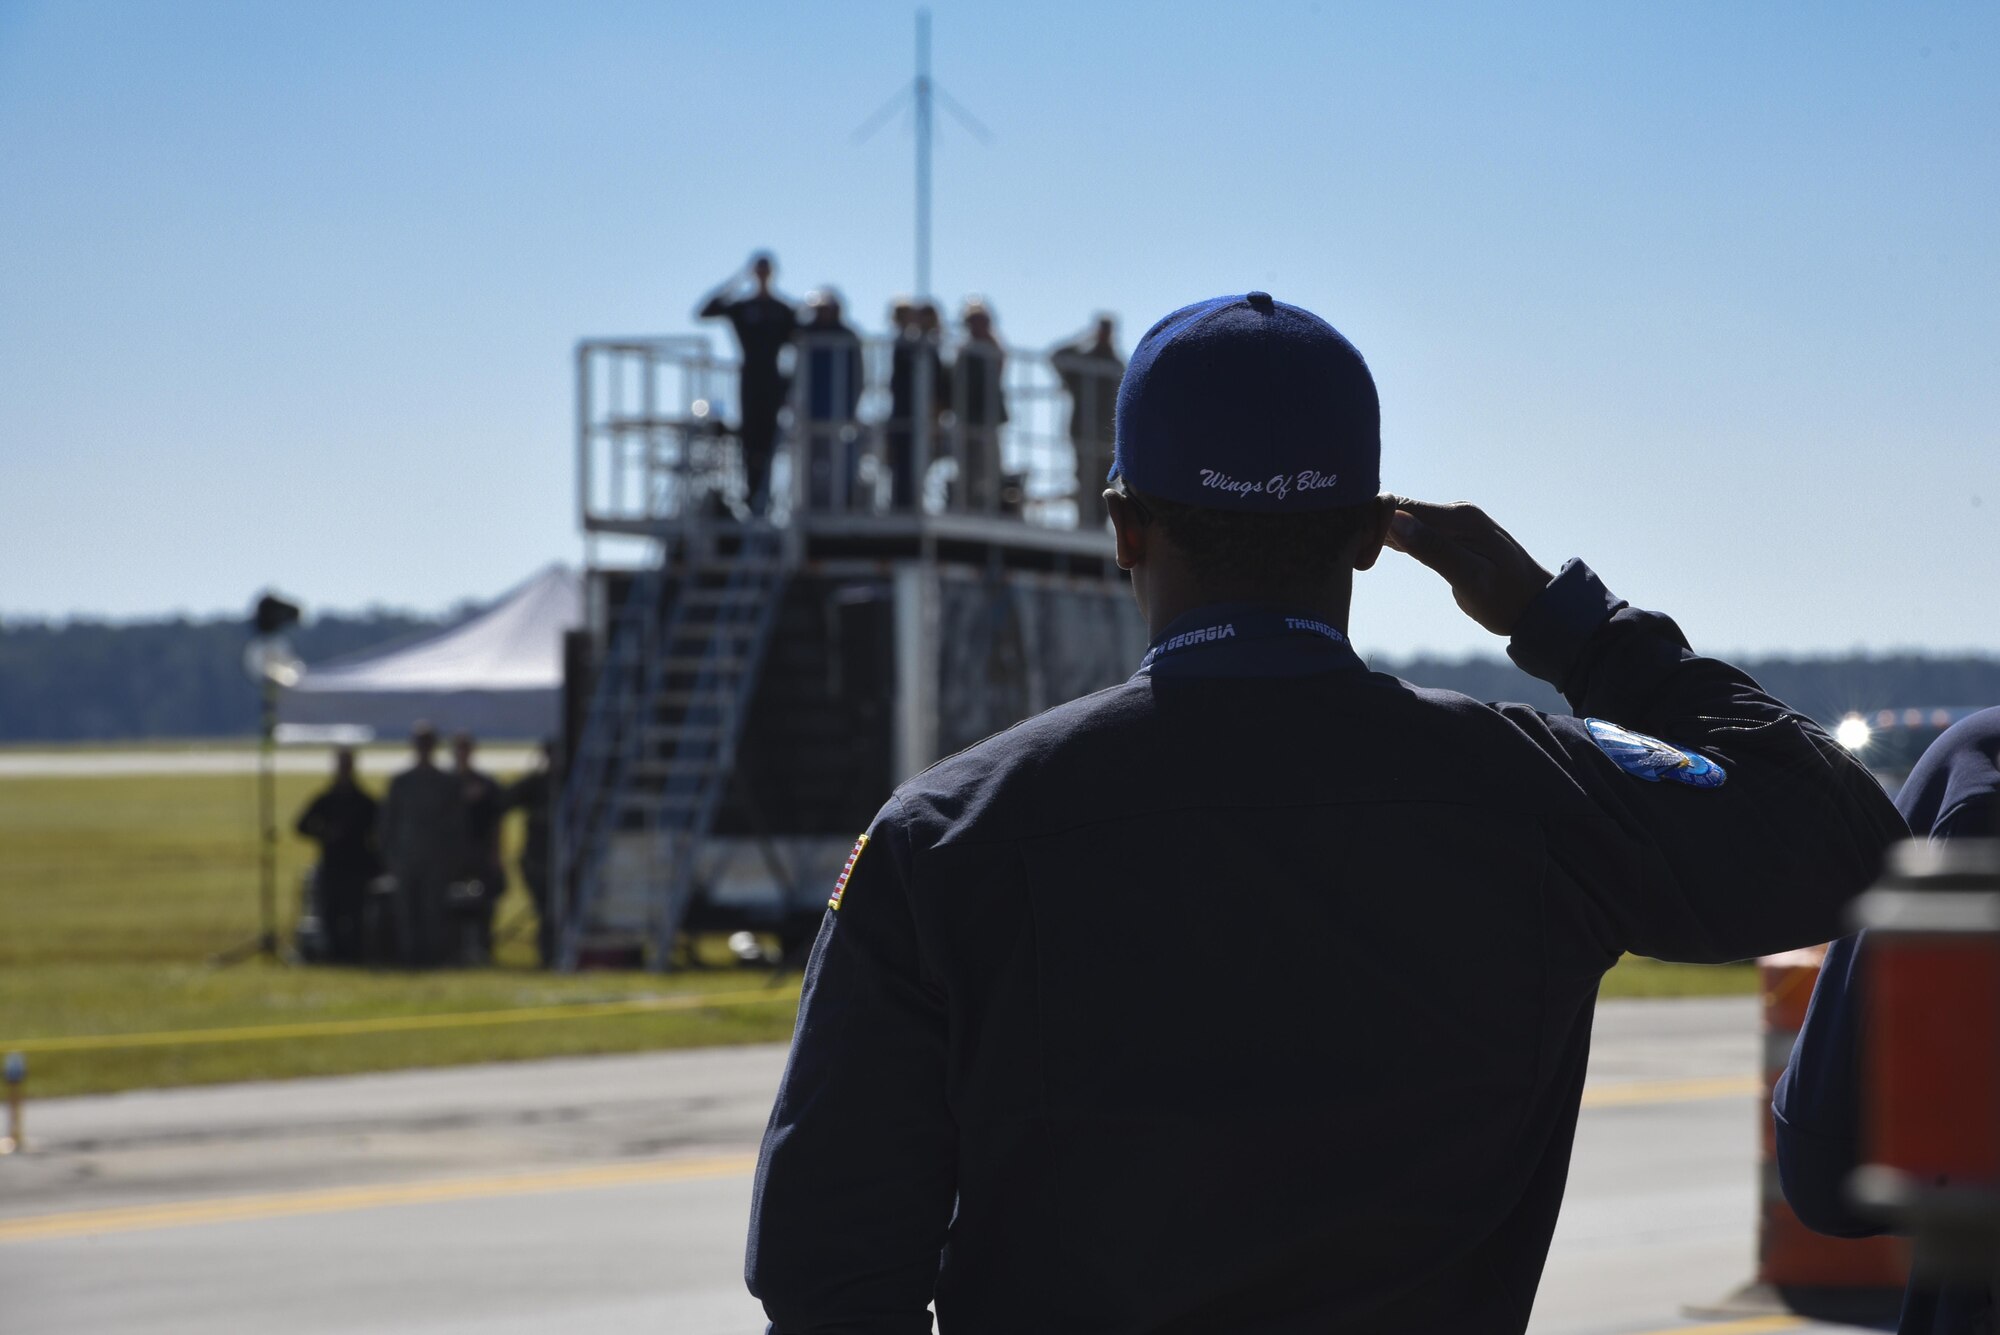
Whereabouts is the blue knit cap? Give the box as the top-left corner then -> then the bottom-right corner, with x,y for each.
1109,292 -> 1380,510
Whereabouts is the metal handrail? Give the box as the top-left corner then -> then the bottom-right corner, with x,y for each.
648,525 -> 790,963
556,521 -> 795,970
553,541 -> 677,968
577,331 -> 1124,534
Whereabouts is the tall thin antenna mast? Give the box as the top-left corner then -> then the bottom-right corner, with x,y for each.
852,9 -> 989,303
915,10 -> 932,300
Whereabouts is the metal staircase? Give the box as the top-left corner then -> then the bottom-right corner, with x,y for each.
555,525 -> 791,969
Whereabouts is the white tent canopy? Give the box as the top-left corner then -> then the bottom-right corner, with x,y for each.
278,564 -> 581,740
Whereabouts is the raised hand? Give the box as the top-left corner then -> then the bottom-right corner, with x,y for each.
1384,498 -> 1555,637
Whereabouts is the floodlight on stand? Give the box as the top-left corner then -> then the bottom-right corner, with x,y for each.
243,635 -> 303,687
246,593 -> 303,685
214,589 -> 307,967
254,593 -> 301,636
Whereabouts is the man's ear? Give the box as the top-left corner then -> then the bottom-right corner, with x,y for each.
1352,494 -> 1398,572
1106,491 -> 1147,572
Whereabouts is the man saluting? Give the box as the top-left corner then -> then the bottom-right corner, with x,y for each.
698,251 -> 797,516
748,291 -> 1903,1334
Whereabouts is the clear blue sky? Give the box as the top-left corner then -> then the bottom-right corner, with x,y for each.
2,0 -> 1993,657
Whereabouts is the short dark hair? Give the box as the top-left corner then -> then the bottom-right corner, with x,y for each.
1119,484 -> 1378,590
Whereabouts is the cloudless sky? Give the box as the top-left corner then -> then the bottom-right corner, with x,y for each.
1,0 -> 1993,657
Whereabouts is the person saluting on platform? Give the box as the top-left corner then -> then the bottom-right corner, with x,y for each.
697,251 -> 798,516
1052,314 -> 1125,528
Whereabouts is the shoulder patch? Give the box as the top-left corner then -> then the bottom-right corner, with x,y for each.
1584,718 -> 1726,788
828,833 -> 870,911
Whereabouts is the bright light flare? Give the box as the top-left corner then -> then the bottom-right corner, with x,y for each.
1835,715 -> 1873,752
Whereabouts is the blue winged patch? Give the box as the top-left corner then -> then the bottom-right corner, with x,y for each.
1584,718 -> 1726,788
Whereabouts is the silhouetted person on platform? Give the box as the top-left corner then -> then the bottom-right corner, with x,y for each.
798,287 -> 865,511
504,738 -> 558,968
295,747 -> 380,963
887,299 -> 946,512
1053,315 -> 1126,527
378,723 -> 459,966
449,731 -> 505,966
698,252 -> 797,516
952,298 -> 1008,513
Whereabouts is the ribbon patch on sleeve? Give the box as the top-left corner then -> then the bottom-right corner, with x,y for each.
828,833 -> 870,911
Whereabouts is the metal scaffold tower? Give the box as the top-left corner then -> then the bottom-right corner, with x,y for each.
554,327 -> 1137,970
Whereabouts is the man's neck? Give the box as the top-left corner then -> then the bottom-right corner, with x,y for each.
1145,584 -> 1351,643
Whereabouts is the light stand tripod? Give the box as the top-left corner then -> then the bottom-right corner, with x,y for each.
213,594 -> 302,967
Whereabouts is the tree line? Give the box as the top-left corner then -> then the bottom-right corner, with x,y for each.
1,610 -> 1996,742
0,610 -> 459,741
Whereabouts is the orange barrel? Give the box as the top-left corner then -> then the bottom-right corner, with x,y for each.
1754,946 -> 1910,1295
1851,838 -> 2000,1280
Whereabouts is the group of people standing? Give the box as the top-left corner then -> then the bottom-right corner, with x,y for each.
293,728 -> 556,969
696,252 -> 1125,521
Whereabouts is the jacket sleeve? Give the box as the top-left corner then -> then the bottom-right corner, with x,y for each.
746,797 -> 956,1334
1504,560 -> 1907,964
1773,753 -> 2000,1238
1772,932 -> 1880,1235
1934,795 -> 2000,841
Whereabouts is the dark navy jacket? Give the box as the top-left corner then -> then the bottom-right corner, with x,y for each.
749,561 -> 1904,1334
1774,706 -> 2000,1335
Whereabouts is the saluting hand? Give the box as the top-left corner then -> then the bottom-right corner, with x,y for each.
1384,498 -> 1555,637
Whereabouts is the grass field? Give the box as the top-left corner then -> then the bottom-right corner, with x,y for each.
0,767 -> 803,1097
0,763 -> 1754,1098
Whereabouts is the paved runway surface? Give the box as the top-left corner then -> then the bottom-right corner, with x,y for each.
0,998 -> 1882,1335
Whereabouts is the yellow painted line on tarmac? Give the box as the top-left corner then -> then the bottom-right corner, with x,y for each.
1623,1317 -> 1802,1335
1580,1074 -> 1764,1108
0,1076 -> 1772,1246
0,987 -> 803,1055
0,1151 -> 760,1244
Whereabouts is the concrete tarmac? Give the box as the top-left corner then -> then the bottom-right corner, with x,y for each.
0,998 -> 1882,1335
